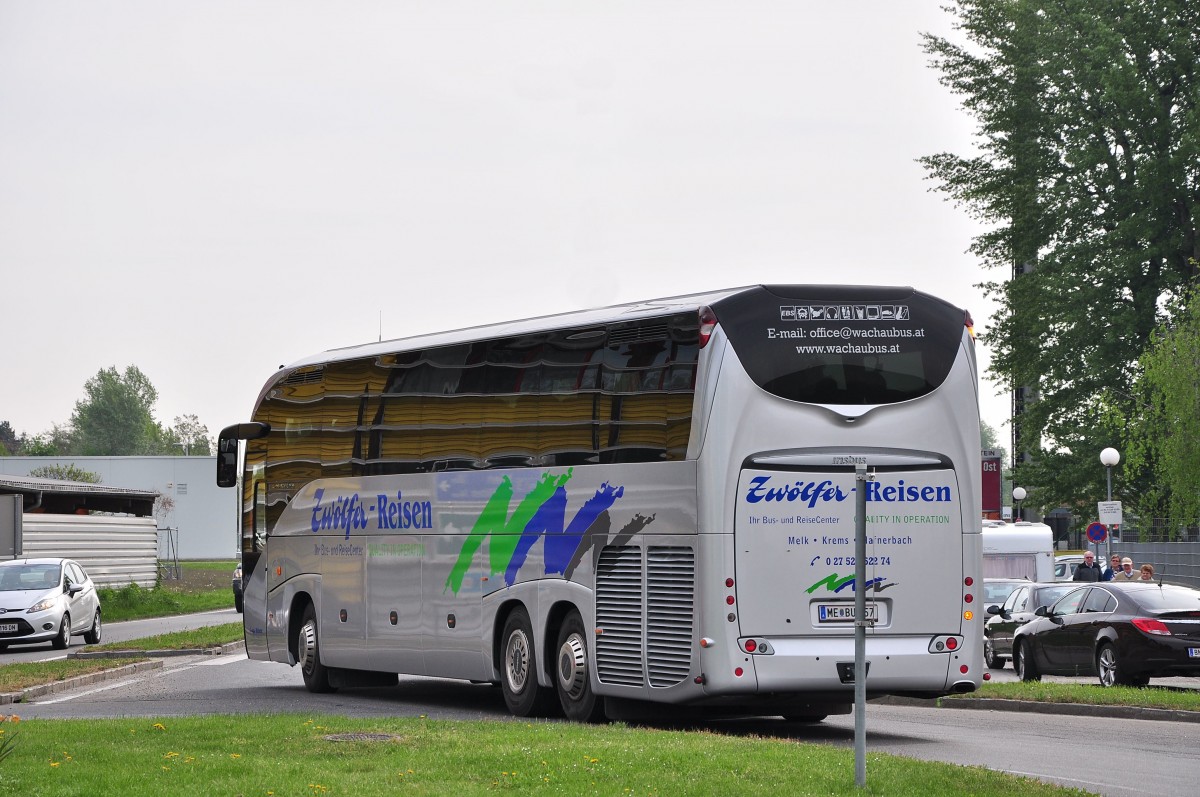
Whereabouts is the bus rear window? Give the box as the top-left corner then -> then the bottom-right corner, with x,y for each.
712,285 -> 968,405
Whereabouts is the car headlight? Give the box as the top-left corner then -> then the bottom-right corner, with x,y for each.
28,597 -> 58,613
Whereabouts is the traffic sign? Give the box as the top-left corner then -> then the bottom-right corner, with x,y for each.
1098,501 -> 1123,526
1086,521 -> 1107,543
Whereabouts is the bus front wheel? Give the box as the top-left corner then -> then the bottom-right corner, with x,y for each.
499,606 -> 555,717
555,610 -> 603,722
297,604 -> 337,694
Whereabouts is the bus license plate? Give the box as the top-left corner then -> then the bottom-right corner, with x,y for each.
0,623 -> 17,633
818,604 -> 877,623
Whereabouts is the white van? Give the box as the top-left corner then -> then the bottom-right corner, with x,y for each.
981,520 -> 1054,582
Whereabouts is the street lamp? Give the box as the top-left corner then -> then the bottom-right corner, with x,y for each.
1012,487 -> 1027,522
1100,447 -> 1120,560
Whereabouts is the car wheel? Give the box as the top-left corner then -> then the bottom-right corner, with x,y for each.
83,610 -> 102,645
554,610 -> 604,722
297,604 -> 336,693
1014,640 -> 1040,682
499,606 -> 556,717
984,637 -> 1004,669
1096,642 -> 1143,687
235,594 -> 244,614
52,614 -> 71,650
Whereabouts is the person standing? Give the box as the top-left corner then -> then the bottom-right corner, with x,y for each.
1137,564 -> 1155,581
1113,557 -> 1138,580
1102,554 -> 1121,581
1073,551 -> 1103,582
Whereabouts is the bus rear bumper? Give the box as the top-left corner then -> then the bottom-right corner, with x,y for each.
705,634 -> 980,698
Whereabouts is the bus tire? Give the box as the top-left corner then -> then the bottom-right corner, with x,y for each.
298,604 -> 337,694
500,606 -> 555,717
554,610 -> 604,722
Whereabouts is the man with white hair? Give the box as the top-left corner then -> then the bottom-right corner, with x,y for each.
1113,557 -> 1138,580
1073,551 -> 1102,582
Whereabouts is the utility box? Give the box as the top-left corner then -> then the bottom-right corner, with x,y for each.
0,494 -> 21,558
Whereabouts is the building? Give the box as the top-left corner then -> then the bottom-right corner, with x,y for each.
0,457 -> 237,560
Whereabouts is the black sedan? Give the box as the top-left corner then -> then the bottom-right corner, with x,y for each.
984,581 -> 1078,668
1012,582 -> 1200,686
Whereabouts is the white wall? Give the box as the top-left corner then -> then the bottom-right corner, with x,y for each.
0,457 -> 238,560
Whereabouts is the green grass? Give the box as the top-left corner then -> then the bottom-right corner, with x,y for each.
0,714 -> 1089,796
0,658 -> 150,693
97,560 -> 238,622
964,679 -> 1200,711
85,623 -> 244,653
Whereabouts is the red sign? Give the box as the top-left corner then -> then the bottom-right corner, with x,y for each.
981,452 -> 1002,519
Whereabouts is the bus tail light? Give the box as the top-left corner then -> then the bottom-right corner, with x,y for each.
928,635 -> 963,653
698,306 -> 718,348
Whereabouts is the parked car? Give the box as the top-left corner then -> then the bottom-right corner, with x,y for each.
982,578 -> 1030,616
0,558 -> 102,650
1012,581 -> 1200,686
984,581 -> 1078,668
1054,554 -> 1085,581
232,562 -> 243,614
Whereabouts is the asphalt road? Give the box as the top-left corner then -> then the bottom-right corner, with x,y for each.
6,611 -> 1200,796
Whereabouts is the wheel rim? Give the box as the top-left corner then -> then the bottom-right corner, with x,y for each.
505,629 -> 532,693
1098,647 -> 1117,686
93,614 -> 101,637
299,620 -> 318,676
984,638 -> 994,664
1015,644 -> 1025,677
557,632 -> 588,700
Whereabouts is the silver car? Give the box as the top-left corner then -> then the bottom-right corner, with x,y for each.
0,558 -> 102,650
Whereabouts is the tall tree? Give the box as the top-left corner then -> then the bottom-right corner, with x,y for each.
70,366 -> 160,455
0,421 -> 17,455
1128,285 -> 1200,531
921,0 -> 1200,518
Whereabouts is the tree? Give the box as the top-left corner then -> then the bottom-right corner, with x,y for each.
1128,283 -> 1200,533
169,414 -> 213,456
921,1 -> 1200,518
27,463 -> 102,483
70,366 -> 160,455
0,421 -> 17,455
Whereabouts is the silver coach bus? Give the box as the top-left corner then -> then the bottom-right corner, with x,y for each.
217,284 -> 983,722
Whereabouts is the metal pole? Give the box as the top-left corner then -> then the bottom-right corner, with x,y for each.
1105,466 -> 1113,562
854,464 -> 868,788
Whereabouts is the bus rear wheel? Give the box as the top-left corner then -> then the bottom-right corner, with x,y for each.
500,606 -> 555,717
555,610 -> 603,722
297,604 -> 337,693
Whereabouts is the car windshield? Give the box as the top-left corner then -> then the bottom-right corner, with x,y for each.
1033,585 -> 1075,608
0,564 -> 61,591
984,582 -> 1024,602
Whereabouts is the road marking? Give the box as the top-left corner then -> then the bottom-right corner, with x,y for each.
37,677 -> 143,704
197,652 -> 248,666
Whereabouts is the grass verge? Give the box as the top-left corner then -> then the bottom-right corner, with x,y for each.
0,658 -> 150,693
84,623 -> 244,653
0,714 -> 1089,796
98,561 -> 237,622
962,679 -> 1200,711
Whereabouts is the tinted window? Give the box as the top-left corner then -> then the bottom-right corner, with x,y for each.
1032,585 -> 1075,610
1052,588 -> 1089,615
1126,585 -> 1200,613
713,285 -> 968,405
1083,589 -> 1116,613
1004,586 -> 1028,612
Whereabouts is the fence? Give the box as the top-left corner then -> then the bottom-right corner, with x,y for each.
18,514 -> 158,588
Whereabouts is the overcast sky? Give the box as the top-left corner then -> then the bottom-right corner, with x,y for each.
0,1 -> 1009,449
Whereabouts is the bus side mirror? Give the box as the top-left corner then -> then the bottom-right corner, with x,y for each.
216,422 -> 270,488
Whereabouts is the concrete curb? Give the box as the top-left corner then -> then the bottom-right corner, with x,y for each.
67,641 -> 246,660
0,660 -> 163,705
874,695 -> 1200,723
0,642 -> 245,706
